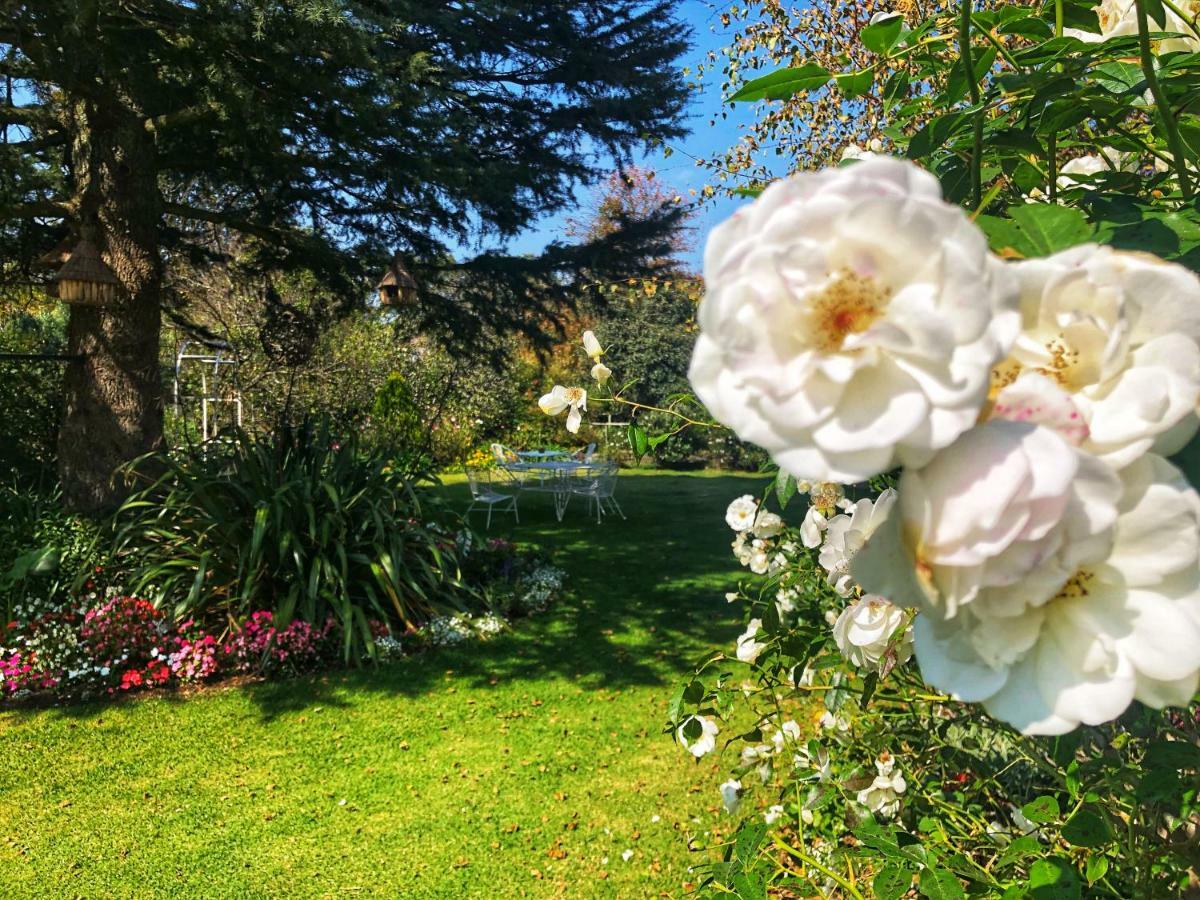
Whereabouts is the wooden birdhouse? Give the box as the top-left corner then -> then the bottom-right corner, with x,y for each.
376,255 -> 417,306
53,240 -> 123,307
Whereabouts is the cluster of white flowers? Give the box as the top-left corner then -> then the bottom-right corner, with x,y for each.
423,612 -> 507,646
537,332 -> 614,433
725,495 -> 798,577
856,751 -> 907,820
374,635 -> 404,661
694,156 -> 1200,735
519,564 -> 566,613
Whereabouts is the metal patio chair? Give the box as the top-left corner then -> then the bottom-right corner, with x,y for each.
465,468 -> 519,529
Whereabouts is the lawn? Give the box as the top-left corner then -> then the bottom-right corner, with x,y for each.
0,470 -> 768,898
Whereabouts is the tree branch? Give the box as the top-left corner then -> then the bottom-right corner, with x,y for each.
0,199 -> 73,220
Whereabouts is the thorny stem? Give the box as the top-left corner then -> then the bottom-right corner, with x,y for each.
1135,0 -> 1193,199
960,0 -> 984,209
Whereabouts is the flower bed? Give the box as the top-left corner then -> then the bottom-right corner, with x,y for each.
0,536 -> 567,705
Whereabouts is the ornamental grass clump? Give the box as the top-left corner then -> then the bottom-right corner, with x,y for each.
113,420 -> 475,662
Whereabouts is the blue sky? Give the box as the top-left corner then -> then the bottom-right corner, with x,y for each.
502,0 -> 757,272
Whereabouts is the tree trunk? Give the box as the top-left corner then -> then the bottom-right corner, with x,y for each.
57,105 -> 164,513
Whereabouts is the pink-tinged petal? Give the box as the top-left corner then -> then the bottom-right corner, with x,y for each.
991,371 -> 1089,445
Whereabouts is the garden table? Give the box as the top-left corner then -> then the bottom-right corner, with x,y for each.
502,459 -> 590,521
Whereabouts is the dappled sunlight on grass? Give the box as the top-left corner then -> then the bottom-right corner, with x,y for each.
0,471 -> 768,897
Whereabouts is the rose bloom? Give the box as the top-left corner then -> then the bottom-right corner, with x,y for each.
677,715 -> 719,758
854,418 -> 1200,735
832,594 -> 913,673
819,489 -> 897,595
690,156 -> 1018,483
725,495 -> 758,532
1065,0 -> 1200,52
857,751 -> 907,819
998,245 -> 1200,468
735,618 -> 767,664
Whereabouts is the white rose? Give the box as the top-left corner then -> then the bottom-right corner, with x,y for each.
689,156 -> 1018,484
854,418 -> 1200,735
735,618 -> 768,664
677,715 -> 720,758
1065,0 -> 1200,52
770,719 -> 802,753
832,594 -> 913,673
725,495 -> 759,532
999,245 -> 1200,468
751,509 -> 784,538
818,489 -> 898,595
720,778 -> 743,814
857,752 -> 907,819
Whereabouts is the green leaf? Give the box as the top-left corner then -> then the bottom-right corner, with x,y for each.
918,867 -> 966,900
1020,795 -> 1060,824
861,14 -> 905,55
627,424 -> 649,462
729,63 -> 831,102
874,865 -> 914,900
1006,204 -> 1095,255
995,835 -> 1042,871
1027,858 -> 1081,899
1061,807 -> 1112,848
1146,738 -> 1200,769
774,470 -> 797,509
834,68 -> 874,99
1084,855 -> 1109,886
860,671 -> 879,708
734,822 -> 767,865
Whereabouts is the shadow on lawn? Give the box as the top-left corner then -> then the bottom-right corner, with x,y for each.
38,472 -> 769,724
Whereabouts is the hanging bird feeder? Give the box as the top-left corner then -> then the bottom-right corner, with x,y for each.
375,255 -> 418,306
53,240 -> 123,307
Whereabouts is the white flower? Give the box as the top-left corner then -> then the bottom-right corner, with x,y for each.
998,245 -> 1200,468
776,588 -> 798,617
725,591 -> 740,603
621,848 -> 634,862
833,594 -> 913,673
1065,0 -> 1200,52
770,719 -> 802,753
751,509 -> 784,538
582,330 -> 604,361
720,778 -> 743,814
818,489 -> 898,595
764,804 -> 785,825
748,547 -> 771,575
795,743 -> 833,782
538,385 -> 588,434
677,715 -> 720,758
800,507 -> 827,549
854,417 -> 1200,735
689,156 -> 1018,484
725,495 -> 759,532
590,361 -> 612,384
857,752 -> 907,819
818,710 -> 851,738
736,618 -> 768,664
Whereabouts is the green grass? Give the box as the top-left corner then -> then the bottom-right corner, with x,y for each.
0,470 -> 768,898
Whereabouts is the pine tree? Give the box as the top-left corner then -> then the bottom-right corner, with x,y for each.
0,0 -> 689,510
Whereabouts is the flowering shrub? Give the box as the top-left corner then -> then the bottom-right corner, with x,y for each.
220,611 -> 336,675
527,2 -> 1200,883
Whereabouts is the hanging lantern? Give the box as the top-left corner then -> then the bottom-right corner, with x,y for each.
53,240 -> 123,307
375,255 -> 418,306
